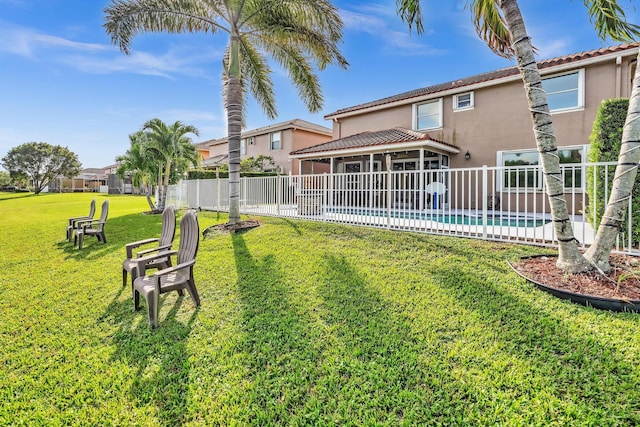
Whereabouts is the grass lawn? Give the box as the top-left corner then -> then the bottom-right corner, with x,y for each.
1,192 -> 639,426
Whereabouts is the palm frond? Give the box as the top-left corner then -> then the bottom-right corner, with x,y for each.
238,40 -> 278,119
584,0 -> 640,41
470,0 -> 513,58
103,0 -> 224,54
395,0 -> 424,34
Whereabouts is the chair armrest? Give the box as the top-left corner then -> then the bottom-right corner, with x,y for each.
68,216 -> 91,226
137,250 -> 178,276
79,220 -> 100,231
151,260 -> 197,287
125,238 -> 159,258
136,244 -> 171,257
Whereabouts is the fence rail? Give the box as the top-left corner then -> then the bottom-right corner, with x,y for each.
167,162 -> 639,255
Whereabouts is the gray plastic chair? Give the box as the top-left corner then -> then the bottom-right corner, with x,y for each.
74,200 -> 109,249
122,205 -> 176,288
66,199 -> 96,241
133,209 -> 200,329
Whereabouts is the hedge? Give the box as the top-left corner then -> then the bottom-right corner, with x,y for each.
586,98 -> 640,244
187,170 -> 278,180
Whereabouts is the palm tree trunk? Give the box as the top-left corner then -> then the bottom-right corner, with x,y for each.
157,161 -> 164,210
499,0 -> 590,273
159,160 -> 171,211
227,35 -> 242,225
585,52 -> 640,271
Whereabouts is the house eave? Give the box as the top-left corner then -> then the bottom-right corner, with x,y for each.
290,139 -> 460,160
325,46 -> 640,121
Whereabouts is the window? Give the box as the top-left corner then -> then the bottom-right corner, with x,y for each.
240,138 -> 246,155
247,137 -> 254,145
499,146 -> 586,191
413,99 -> 442,130
453,92 -> 474,110
541,70 -> 584,112
270,131 -> 281,150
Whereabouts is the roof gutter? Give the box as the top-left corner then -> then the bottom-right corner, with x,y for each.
290,139 -> 460,160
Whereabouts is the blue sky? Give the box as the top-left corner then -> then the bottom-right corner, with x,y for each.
1,0 -> 637,168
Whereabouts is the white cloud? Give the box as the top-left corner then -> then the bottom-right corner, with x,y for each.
0,21 -> 220,78
340,7 -> 444,56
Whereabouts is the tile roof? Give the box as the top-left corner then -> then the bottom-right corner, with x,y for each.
290,127 -> 455,155
326,43 -> 639,118
199,118 -> 332,146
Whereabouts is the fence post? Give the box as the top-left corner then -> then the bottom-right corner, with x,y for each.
482,165 -> 488,239
386,154 -> 392,228
276,174 -> 282,215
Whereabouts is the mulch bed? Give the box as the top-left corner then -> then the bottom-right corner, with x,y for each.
202,220 -> 261,237
511,253 -> 640,300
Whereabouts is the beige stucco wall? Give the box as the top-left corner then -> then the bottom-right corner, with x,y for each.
331,55 -> 636,170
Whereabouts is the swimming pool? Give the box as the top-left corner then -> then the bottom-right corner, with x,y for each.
325,208 -> 550,228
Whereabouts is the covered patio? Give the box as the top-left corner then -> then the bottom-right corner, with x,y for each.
290,127 -> 460,210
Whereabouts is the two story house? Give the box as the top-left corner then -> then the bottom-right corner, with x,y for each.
200,119 -> 332,175
290,43 -> 638,211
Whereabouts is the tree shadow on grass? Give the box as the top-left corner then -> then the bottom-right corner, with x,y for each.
99,287 -> 198,426
231,233 -> 321,424
429,261 -> 640,424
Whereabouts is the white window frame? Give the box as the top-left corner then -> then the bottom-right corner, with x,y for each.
542,69 -> 584,113
270,131 -> 281,150
497,144 -> 588,192
453,92 -> 474,111
412,98 -> 443,130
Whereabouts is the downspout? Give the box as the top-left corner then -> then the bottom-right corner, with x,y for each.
615,56 -> 622,98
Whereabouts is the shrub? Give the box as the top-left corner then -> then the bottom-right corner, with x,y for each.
187,170 -> 278,180
586,98 -> 640,244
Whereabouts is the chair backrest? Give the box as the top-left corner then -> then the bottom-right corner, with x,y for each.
177,210 -> 199,265
87,199 -> 97,219
96,200 -> 109,229
158,205 -> 176,247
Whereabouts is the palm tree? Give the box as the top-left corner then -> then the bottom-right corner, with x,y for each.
116,131 -> 159,199
141,118 -> 200,210
397,0 -> 640,273
104,0 -> 348,225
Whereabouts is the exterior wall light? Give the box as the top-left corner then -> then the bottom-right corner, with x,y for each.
465,150 -> 471,160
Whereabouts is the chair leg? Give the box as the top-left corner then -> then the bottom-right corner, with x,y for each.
149,289 -> 159,329
134,289 -> 141,311
102,232 -> 107,244
122,269 -> 127,287
186,278 -> 201,307
78,232 -> 84,249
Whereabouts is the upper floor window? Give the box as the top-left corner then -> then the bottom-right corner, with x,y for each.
240,138 -> 246,155
270,131 -> 281,150
498,145 -> 586,191
542,70 -> 584,112
413,99 -> 442,130
453,92 -> 474,111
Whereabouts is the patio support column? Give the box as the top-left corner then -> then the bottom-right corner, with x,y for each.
369,153 -> 374,209
329,157 -> 335,208
298,159 -> 302,176
419,148 -> 425,211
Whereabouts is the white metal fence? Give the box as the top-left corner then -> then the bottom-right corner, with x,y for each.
167,162 -> 640,254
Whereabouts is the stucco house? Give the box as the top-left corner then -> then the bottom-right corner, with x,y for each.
200,119 -> 332,174
289,43 -> 638,212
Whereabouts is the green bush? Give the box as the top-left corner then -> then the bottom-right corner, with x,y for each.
187,170 -> 278,180
586,98 -> 640,243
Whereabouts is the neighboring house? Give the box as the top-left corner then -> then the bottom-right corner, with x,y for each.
290,43 -> 638,211
49,168 -> 109,193
200,119 -> 333,174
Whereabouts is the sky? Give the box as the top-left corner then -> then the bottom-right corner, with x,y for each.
1,0 -> 638,169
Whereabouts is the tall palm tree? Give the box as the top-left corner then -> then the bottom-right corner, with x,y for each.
141,118 -> 200,210
397,0 -> 640,273
104,0 -> 348,225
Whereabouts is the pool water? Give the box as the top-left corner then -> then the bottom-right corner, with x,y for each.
326,208 -> 550,228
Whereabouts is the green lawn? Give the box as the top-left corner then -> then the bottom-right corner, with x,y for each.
1,192 -> 639,426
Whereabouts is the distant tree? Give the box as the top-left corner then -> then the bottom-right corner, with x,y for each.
1,142 -> 81,195
240,155 -> 277,172
140,119 -> 200,210
0,170 -> 10,188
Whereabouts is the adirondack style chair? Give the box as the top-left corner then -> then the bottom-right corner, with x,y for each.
74,200 -> 109,249
122,205 -> 176,289
66,198 -> 96,241
133,209 -> 201,329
